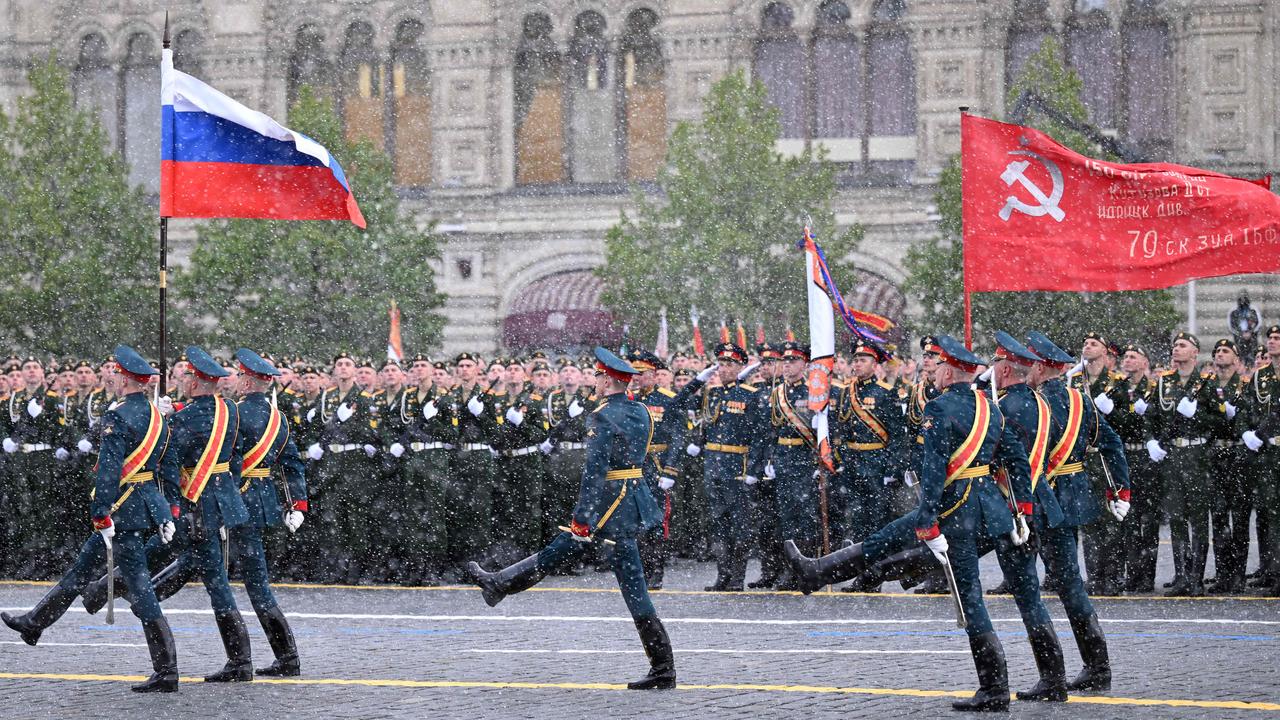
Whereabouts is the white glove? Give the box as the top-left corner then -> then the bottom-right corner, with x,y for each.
903,470 -> 919,487
1176,396 -> 1197,418
389,442 -> 405,458
568,400 -> 584,418
1145,439 -> 1167,462
1108,499 -> 1130,522
98,523 -> 115,549
736,362 -> 761,382
686,443 -> 701,457
742,475 -> 759,485
284,510 -> 305,533
1093,392 -> 1114,415
157,395 -> 175,417
27,398 -> 42,417
336,403 -> 354,422
658,477 -> 675,491
219,526 -> 227,542
978,366 -> 994,383
54,447 -> 69,461
467,396 -> 484,416
423,401 -> 439,420
2,438 -> 16,454
1133,397 -> 1149,416
306,408 -> 317,422
307,443 -> 324,461
1242,430 -> 1264,452
363,444 -> 376,458
883,476 -> 896,486
159,521 -> 176,544
505,407 -> 524,426
924,533 -> 949,563
696,363 -> 721,383
1225,401 -> 1237,420
538,439 -> 554,455
77,438 -> 92,453
1010,514 -> 1031,546
763,462 -> 777,480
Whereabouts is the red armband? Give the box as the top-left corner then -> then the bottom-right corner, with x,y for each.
91,516 -> 113,530
291,500 -> 309,512
915,523 -> 941,541
569,519 -> 592,537
1016,502 -> 1034,517
1106,488 -> 1131,502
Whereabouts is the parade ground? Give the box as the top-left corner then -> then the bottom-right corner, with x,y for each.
2,546 -> 1277,720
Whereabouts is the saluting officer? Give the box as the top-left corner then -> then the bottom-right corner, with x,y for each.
1026,331 -> 1129,692
3,346 -> 179,693
468,347 -> 677,691
785,334 -> 1035,712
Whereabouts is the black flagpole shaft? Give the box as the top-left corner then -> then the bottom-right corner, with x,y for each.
160,14 -> 170,396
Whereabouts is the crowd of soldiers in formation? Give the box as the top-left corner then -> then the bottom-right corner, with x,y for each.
2,325 -> 1279,599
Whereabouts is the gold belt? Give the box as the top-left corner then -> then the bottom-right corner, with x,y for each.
121,471 -> 153,484
777,437 -> 806,446
604,468 -> 643,480
239,466 -> 271,492
846,441 -> 886,451
705,442 -> 748,454
946,465 -> 990,485
1049,461 -> 1084,477
183,462 -> 231,476
649,443 -> 668,453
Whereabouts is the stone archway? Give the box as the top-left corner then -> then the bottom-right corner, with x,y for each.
502,269 -> 621,352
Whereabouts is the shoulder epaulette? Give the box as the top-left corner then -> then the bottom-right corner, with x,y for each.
360,390 -> 376,398
530,393 -> 543,401
1161,369 -> 1176,376
593,402 -> 609,413
876,379 -> 894,391
657,387 -> 676,398
832,379 -> 848,389
45,390 -> 58,397
740,383 -> 758,392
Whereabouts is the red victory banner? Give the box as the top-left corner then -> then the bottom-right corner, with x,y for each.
961,113 -> 1280,339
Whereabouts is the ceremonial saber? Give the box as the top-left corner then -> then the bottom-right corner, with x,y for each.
104,535 -> 115,625
558,526 -> 616,546
939,551 -> 967,629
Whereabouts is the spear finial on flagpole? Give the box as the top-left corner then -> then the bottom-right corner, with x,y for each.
163,11 -> 170,49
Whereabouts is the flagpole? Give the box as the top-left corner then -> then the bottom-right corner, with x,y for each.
959,105 -> 972,350
159,12 -> 170,396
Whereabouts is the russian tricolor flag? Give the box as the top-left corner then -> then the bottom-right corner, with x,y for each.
160,48 -> 366,228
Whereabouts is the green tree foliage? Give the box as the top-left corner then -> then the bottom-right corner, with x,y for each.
601,70 -> 862,346
178,87 -> 445,359
902,38 -> 1179,354
0,55 -> 157,358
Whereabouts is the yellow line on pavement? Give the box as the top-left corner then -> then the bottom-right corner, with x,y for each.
0,672 -> 1277,711
1,579 -> 1276,602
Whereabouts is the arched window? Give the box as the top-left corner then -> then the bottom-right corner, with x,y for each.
1122,0 -> 1172,157
867,0 -> 916,139
340,23 -> 383,148
1065,2 -> 1119,128
391,19 -> 431,186
287,27 -> 330,112
122,34 -> 159,192
620,8 -> 666,180
754,3 -> 804,138
1006,0 -> 1051,91
72,34 -> 116,149
813,0 -> 860,140
514,13 -> 566,184
172,29 -> 204,77
568,11 -> 617,182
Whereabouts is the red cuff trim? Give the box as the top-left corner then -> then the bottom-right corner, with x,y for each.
92,516 -> 112,530
1016,502 -> 1034,517
915,524 -> 941,541
291,500 -> 309,512
171,504 -> 181,518
1108,488 -> 1131,502
173,402 -> 185,412
569,519 -> 592,537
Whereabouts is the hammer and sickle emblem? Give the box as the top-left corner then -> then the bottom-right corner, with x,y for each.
998,150 -> 1065,222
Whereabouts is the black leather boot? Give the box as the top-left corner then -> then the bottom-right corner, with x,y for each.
81,569 -> 124,615
152,558 -> 199,603
1015,624 -> 1067,702
1065,613 -> 1111,692
783,539 -> 865,595
467,553 -> 547,607
627,616 -> 676,690
2,585 -> 77,646
132,617 -> 179,693
204,610 -> 254,682
952,631 -> 1010,712
854,545 -> 939,591
255,605 -> 301,677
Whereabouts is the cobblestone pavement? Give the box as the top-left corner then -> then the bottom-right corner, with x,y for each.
1,543 -> 1278,720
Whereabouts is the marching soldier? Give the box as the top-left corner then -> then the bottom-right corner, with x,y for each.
390,354 -> 457,584
694,342 -> 767,591
1203,339 -> 1248,594
468,347 -> 677,691
1240,325 -> 1280,595
1114,344 -> 1160,593
1070,332 -> 1130,596
3,346 -> 179,693
1026,331 -> 1129,691
445,352 -> 498,573
1144,332 -> 1216,596
785,334 -> 1034,712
